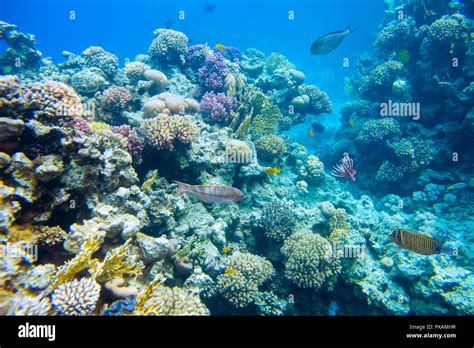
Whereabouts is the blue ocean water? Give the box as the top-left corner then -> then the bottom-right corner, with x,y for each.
1,0 -> 473,317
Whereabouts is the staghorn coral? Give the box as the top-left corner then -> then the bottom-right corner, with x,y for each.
140,114 -> 198,151
281,232 -> 341,289
51,277 -> 101,315
200,91 -> 238,123
148,29 -> 188,65
259,200 -> 296,241
82,46 -> 119,79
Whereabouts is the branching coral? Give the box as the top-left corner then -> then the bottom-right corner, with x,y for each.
103,87 -> 132,111
198,52 -> 229,91
374,17 -> 418,52
216,251 -> 273,308
281,232 -> 341,289
298,85 -> 332,115
51,277 -> 101,315
148,29 -> 188,65
356,118 -> 401,144
200,91 -> 237,123
140,114 -> 198,151
124,61 -> 151,84
135,277 -> 209,315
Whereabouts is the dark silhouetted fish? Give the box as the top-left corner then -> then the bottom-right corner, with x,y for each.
311,122 -> 325,133
165,19 -> 173,29
203,4 -> 216,13
389,228 -> 451,255
310,26 -> 356,55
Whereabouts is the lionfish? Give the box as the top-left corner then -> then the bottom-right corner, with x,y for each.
332,152 -> 357,182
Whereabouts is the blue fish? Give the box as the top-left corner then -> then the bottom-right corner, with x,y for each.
447,182 -> 468,191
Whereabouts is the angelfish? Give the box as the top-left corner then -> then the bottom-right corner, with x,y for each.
174,181 -> 244,204
310,26 -> 356,55
389,229 -> 452,255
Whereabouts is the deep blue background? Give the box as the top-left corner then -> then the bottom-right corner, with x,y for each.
1,0 -> 386,100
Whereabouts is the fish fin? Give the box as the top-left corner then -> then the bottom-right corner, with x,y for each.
347,26 -> 357,34
173,180 -> 189,193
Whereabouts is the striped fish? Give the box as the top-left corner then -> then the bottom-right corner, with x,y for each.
389,229 -> 447,255
173,181 -> 244,204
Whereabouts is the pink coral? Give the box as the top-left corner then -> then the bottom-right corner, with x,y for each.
103,87 -> 131,111
111,124 -> 144,157
74,117 -> 91,133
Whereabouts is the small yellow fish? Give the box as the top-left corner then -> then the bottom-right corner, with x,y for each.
222,246 -> 231,253
309,128 -> 314,137
215,43 -> 226,51
348,118 -> 355,128
224,267 -> 236,275
264,167 -> 281,175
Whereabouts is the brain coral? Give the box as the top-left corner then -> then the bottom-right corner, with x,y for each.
148,29 -> 189,64
281,232 -> 341,289
140,114 -> 198,150
82,46 -> 119,79
51,277 -> 101,315
259,200 -> 296,241
71,68 -> 107,94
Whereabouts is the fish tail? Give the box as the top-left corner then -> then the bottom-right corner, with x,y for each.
347,25 -> 357,33
173,180 -> 190,193
440,247 -> 456,256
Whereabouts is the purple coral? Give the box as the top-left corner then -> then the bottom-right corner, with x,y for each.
185,44 -> 209,69
103,87 -> 132,111
200,91 -> 237,123
222,46 -> 242,62
111,124 -> 144,157
198,52 -> 228,91
74,117 -> 91,133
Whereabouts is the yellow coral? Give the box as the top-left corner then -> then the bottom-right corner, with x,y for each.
93,239 -> 144,282
89,121 -> 110,131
